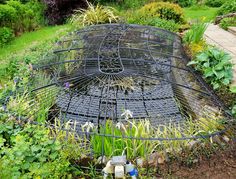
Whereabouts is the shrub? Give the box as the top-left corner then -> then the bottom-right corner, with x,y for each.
0,0 -> 45,35
70,1 -> 119,27
124,10 -> 180,32
183,22 -> 207,44
205,0 -> 225,7
143,18 -> 179,32
121,0 -> 149,9
0,122 -> 72,178
175,0 -> 196,7
0,27 -> 14,46
219,17 -> 236,30
188,48 -> 233,89
139,2 -> 185,24
217,0 -> 236,15
0,4 -> 17,27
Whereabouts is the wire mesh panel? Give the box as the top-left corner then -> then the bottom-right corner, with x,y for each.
2,24 -> 234,162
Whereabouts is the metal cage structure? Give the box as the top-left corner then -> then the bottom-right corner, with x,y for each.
2,24 -> 235,164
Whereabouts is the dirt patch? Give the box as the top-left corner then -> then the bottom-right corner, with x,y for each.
158,142 -> 236,179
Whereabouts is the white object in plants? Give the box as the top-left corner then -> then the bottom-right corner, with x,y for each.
115,165 -> 125,178
81,121 -> 94,132
121,109 -> 133,120
103,160 -> 114,179
116,122 -> 126,131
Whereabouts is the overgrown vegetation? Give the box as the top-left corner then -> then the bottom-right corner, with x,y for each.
219,17 -> 236,30
0,0 -> 45,45
91,112 -> 227,158
217,0 -> 236,15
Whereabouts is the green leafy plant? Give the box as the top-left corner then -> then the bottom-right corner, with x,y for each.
230,86 -> 236,93
139,2 -> 185,24
0,0 -> 45,35
188,47 -> 233,89
0,122 -> 71,178
232,105 -> 236,117
183,21 -> 207,44
0,27 -> 14,46
142,17 -> 180,32
175,0 -> 196,7
70,1 -> 119,27
217,0 -> 236,15
219,17 -> 236,30
90,108 -> 226,159
205,0 -> 226,7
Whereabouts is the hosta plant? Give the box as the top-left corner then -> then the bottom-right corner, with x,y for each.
70,1 -> 119,27
188,47 -> 233,89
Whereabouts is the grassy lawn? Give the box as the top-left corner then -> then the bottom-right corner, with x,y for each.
184,7 -> 219,22
0,25 -> 70,65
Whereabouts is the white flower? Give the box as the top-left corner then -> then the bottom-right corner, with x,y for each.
82,121 -> 94,132
116,122 -> 125,130
121,109 -> 133,120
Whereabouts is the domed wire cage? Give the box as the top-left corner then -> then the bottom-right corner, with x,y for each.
1,24 -> 235,168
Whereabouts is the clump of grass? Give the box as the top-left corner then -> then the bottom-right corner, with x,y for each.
183,21 -> 207,44
69,1 -> 119,27
90,110 -> 227,160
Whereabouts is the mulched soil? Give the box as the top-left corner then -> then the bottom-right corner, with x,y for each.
158,142 -> 236,179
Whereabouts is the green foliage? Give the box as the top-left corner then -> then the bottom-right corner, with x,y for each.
70,1 -> 119,27
0,4 -> 16,27
0,27 -> 14,46
217,0 -> 236,15
0,122 -> 71,178
126,11 -> 180,32
183,21 -> 207,44
219,17 -> 236,30
93,0 -> 149,9
188,48 -> 233,89
145,18 -> 180,32
175,0 -> 196,7
91,111 -> 225,159
230,86 -> 236,93
232,105 -> 236,117
205,0 -> 226,7
0,0 -> 45,35
121,0 -> 149,9
139,2 -> 185,24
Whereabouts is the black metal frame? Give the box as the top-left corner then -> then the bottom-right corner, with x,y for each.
2,24 -> 235,161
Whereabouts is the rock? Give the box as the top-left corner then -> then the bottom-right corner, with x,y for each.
157,155 -> 165,164
97,156 -> 108,164
136,158 -> 144,167
223,135 -> 230,143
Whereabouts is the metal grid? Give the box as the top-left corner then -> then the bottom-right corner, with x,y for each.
2,24 -> 234,159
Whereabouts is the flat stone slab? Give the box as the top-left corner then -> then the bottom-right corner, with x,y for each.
228,27 -> 236,36
204,24 -> 236,85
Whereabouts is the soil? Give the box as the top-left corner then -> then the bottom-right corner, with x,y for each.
157,142 -> 236,179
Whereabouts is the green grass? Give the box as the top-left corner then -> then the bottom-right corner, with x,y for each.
184,7 -> 219,22
0,25 -> 70,66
